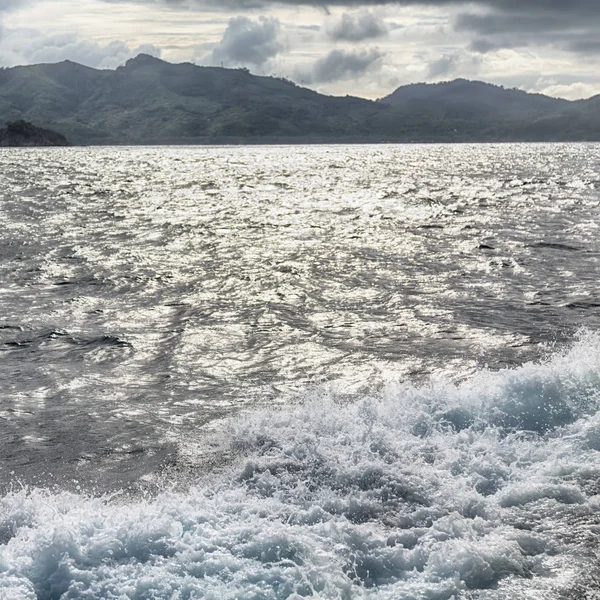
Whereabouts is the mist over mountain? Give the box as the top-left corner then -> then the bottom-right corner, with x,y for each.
1,54 -> 599,144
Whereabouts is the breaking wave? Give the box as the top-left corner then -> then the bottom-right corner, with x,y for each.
3,332 -> 600,599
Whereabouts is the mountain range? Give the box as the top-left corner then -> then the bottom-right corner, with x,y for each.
0,54 -> 599,145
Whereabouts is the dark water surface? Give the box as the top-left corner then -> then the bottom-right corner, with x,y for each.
2,144 -> 600,599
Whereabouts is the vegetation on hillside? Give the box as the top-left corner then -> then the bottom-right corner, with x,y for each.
0,55 -> 598,144
0,119 -> 70,146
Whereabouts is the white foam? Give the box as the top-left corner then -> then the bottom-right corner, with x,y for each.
2,332 -> 600,598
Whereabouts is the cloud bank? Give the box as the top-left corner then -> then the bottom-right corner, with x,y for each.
92,0 -> 600,58
104,0 -> 600,14
0,28 -> 162,69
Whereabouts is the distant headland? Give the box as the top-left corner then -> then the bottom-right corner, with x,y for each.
0,55 -> 599,145
0,120 -> 70,147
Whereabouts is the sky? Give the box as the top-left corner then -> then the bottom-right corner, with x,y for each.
0,0 -> 599,100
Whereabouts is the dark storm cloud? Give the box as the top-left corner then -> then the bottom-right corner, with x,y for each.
458,8 -> 600,55
326,11 -> 388,42
297,47 -> 383,83
468,31 -> 600,56
455,12 -> 568,36
569,39 -> 600,54
453,2 -> 600,55
210,16 -> 282,66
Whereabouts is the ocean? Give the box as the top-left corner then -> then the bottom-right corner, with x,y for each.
1,143 -> 600,599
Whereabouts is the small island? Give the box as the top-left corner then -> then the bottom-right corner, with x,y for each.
0,120 -> 71,147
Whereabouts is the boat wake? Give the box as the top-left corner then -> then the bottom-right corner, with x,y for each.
3,332 -> 600,599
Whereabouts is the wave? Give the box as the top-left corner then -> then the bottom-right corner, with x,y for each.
2,332 -> 600,599
2,330 -> 133,363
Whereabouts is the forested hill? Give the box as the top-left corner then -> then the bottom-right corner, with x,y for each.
0,120 -> 70,146
0,54 -> 599,144
379,79 -> 570,117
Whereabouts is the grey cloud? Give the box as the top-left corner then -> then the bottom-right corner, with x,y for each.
459,9 -> 600,55
0,0 -> 27,11
472,0 -> 599,15
297,47 -> 383,84
209,16 -> 282,67
134,44 -> 163,58
101,0 -> 600,12
427,51 -> 481,79
96,0 -> 600,56
326,11 -> 388,42
0,29 -> 161,68
0,0 -> 27,41
32,38 -> 133,67
467,31 -> 600,56
468,38 -> 497,54
427,55 -> 457,78
569,39 -> 600,54
453,1 -> 600,55
95,0 -> 600,57
455,12 -> 567,36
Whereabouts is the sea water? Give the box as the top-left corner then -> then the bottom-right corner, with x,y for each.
1,144 -> 600,598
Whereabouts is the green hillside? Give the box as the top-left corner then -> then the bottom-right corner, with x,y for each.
1,54 -> 599,144
0,119 -> 70,146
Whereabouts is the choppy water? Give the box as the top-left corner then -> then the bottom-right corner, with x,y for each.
1,144 -> 600,599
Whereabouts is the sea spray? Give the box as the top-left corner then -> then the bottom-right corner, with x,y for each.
2,333 -> 600,598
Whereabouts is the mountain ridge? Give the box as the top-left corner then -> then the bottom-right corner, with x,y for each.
379,79 -> 572,113
1,55 -> 599,144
